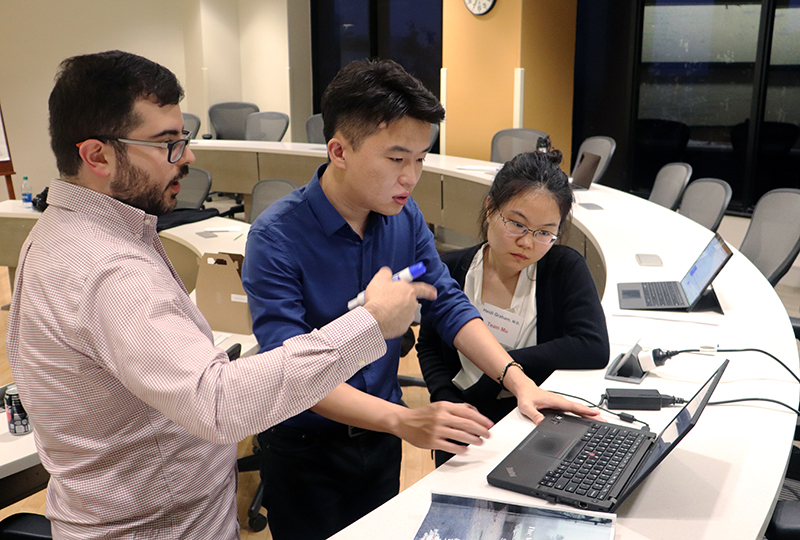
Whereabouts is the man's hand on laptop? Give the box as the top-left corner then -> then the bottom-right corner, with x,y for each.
502,367 -> 601,424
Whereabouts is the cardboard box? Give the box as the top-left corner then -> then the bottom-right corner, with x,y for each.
195,252 -> 252,334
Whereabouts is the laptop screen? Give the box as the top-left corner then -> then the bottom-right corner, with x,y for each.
680,233 -> 732,305
618,360 -> 728,502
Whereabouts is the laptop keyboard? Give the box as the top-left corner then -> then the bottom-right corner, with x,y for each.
538,424 -> 646,500
642,281 -> 684,307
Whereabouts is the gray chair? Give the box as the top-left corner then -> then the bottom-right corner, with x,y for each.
572,136 -> 616,184
245,112 -> 290,142
249,178 -> 298,224
738,188 -> 800,287
677,178 -> 732,232
181,113 -> 201,139
429,123 -> 440,149
305,113 -> 325,144
490,128 -> 549,163
648,162 -> 692,210
208,102 -> 259,140
175,167 -> 212,210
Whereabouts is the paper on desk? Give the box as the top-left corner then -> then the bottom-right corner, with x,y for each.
413,493 -> 615,540
456,165 -> 502,172
212,331 -> 232,347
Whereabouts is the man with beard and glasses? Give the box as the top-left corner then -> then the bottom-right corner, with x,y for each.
6,50 -> 435,540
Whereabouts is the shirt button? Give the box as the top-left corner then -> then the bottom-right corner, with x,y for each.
358,360 -> 366,367
144,218 -> 151,225
135,233 -> 142,239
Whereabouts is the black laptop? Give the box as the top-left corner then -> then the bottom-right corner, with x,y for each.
617,232 -> 733,311
570,152 -> 601,191
487,360 -> 728,513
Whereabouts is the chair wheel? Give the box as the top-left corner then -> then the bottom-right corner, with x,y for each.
249,513 -> 268,532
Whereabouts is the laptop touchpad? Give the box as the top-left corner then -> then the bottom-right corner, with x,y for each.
520,430 -> 575,459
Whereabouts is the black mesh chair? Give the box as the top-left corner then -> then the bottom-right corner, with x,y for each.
648,162 -> 692,210
244,112 -> 290,142
677,178 -> 732,232
181,113 -> 201,140
208,102 -> 259,140
572,136 -> 616,185
490,128 -> 549,163
175,167 -> 212,210
305,113 -> 325,144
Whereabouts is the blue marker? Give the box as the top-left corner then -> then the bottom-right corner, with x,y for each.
347,262 -> 427,310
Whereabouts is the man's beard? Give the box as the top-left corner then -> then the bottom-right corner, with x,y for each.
110,151 -> 188,216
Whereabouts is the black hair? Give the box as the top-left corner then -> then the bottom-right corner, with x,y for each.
49,50 -> 184,177
478,150 -> 574,241
320,58 -> 444,149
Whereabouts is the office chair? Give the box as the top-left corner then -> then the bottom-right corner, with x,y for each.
648,162 -> 692,210
731,120 -> 800,203
572,136 -> 616,185
490,128 -> 549,163
677,178 -> 732,232
429,123 -> 440,149
245,112 -> 290,142
738,188 -> 800,287
181,113 -> 201,139
208,102 -> 259,140
305,113 -> 325,144
0,512 -> 52,539
175,167 -> 212,210
249,178 -> 298,224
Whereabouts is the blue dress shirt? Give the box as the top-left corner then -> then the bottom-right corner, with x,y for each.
242,164 -> 480,431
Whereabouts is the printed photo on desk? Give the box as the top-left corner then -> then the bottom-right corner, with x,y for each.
414,493 -> 615,540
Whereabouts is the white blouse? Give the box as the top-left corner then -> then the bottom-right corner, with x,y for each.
452,244 -> 538,392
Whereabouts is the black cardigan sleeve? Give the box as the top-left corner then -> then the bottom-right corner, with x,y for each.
505,245 -> 610,385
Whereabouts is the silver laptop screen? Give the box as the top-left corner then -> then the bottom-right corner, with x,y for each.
621,361 -> 727,499
680,234 -> 731,304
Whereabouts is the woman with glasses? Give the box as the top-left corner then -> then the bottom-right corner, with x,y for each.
417,150 -> 610,466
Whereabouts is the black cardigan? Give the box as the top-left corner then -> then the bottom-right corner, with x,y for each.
416,243 -> 610,422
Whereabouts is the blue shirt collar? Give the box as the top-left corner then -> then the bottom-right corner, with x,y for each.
307,163 -> 386,238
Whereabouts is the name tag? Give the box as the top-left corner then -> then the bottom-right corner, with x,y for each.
481,303 -> 523,350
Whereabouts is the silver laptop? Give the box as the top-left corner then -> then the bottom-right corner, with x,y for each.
617,232 -> 732,311
487,360 -> 728,513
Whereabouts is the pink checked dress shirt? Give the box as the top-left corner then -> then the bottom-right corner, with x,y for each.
6,180 -> 386,539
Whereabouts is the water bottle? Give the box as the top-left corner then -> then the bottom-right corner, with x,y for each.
21,176 -> 32,210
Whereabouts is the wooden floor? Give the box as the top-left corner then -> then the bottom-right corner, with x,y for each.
0,268 -> 435,539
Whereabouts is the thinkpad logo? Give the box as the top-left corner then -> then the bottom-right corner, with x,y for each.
506,467 -> 516,477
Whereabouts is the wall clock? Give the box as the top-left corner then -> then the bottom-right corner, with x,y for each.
464,0 -> 496,16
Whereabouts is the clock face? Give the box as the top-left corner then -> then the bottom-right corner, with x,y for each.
464,0 -> 496,16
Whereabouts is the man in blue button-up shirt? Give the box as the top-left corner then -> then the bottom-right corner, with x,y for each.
242,59 -> 598,540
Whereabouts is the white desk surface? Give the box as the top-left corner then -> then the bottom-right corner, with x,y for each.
1,216 -> 257,481
332,184 -> 800,540
2,155 -> 797,540
0,199 -> 42,219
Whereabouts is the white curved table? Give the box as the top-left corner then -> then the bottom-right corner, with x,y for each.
2,143 -> 797,540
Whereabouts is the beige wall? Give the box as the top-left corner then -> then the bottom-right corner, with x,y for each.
0,0 -> 305,201
442,0 -> 576,166
0,1 -> 187,198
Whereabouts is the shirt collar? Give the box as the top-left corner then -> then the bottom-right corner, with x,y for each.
306,163 -> 387,238
47,179 -> 159,239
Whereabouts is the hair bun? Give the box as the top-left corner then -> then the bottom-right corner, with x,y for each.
546,148 -> 563,165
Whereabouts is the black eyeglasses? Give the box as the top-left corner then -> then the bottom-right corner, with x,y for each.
77,130 -> 192,164
499,212 -> 559,245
